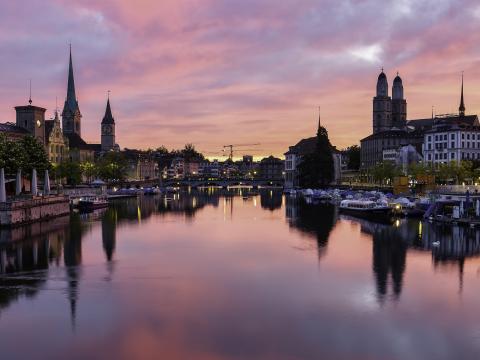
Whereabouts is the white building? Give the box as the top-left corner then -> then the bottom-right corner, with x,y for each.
423,124 -> 480,165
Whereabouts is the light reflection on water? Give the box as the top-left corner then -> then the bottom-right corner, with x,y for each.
0,189 -> 479,360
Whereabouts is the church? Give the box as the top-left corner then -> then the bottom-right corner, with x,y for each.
360,70 -> 478,169
2,47 -> 119,165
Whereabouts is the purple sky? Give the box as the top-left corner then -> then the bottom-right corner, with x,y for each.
1,0 -> 480,158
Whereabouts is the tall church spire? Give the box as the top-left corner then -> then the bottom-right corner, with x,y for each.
62,45 -> 82,136
459,71 -> 465,117
317,106 -> 321,131
66,45 -> 78,112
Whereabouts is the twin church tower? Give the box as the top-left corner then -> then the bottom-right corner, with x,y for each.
62,47 -> 116,152
373,70 -> 407,134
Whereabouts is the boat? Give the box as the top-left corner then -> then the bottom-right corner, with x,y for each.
77,195 -> 109,211
143,187 -> 161,195
339,199 -> 393,221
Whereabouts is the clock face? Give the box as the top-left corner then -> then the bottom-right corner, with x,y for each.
36,119 -> 41,128
103,125 -> 112,135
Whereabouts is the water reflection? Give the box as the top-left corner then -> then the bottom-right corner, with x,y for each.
286,197 -> 337,260
1,191 -> 480,359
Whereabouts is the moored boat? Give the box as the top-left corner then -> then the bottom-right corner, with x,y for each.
339,199 -> 393,221
77,195 -> 109,211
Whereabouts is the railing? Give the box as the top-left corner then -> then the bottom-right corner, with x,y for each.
434,185 -> 480,194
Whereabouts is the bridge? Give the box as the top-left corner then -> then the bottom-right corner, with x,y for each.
162,178 -> 284,188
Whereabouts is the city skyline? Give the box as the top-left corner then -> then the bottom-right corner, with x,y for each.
1,0 -> 480,157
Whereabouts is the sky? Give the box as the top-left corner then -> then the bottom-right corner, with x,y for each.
1,0 -> 480,159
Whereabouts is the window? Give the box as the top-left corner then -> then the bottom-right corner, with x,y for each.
451,153 -> 455,159
467,134 -> 471,140
444,134 -> 447,140
451,134 -> 455,140
435,154 -> 438,160
428,136 -> 431,142
428,154 -> 432,160
451,142 -> 455,148
462,133 -> 465,139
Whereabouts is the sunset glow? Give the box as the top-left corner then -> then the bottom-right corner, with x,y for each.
1,0 -> 480,157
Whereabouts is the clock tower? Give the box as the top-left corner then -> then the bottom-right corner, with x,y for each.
15,101 -> 46,146
101,97 -> 115,152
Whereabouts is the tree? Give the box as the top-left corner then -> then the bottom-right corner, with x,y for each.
371,161 -> 401,185
58,160 -> 83,186
298,126 -> 334,188
81,161 -> 97,183
344,145 -> 360,170
181,143 -> 204,162
97,152 -> 129,182
19,136 -> 50,174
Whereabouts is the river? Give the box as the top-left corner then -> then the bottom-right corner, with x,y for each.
0,189 -> 479,359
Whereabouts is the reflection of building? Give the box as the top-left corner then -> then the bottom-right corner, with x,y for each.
286,198 -> 337,260
260,189 -> 282,211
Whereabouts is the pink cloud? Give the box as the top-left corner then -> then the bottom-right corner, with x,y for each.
1,0 -> 480,157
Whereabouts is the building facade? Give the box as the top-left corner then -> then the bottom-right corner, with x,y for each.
45,111 -> 69,164
14,104 -> 46,145
258,156 -> 284,181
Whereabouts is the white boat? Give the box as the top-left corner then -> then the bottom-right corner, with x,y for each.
339,199 -> 392,221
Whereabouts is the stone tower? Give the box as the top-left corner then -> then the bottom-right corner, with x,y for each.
391,73 -> 407,129
62,46 -> 82,136
101,97 -> 115,152
373,70 -> 392,134
14,103 -> 46,145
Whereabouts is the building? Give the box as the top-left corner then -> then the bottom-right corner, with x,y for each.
258,156 -> 284,181
61,47 -> 101,162
101,97 -> 116,152
361,70 -> 475,170
361,129 -> 424,169
0,122 -> 30,141
45,111 -> 69,165
423,123 -> 480,165
14,103 -> 46,145
127,158 -> 158,181
62,47 -> 82,138
198,160 -> 220,178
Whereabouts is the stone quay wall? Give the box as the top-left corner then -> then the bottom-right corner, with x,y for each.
0,195 -> 70,226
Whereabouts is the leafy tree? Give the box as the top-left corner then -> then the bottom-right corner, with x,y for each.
344,145 -> 360,170
298,126 -> 334,188
181,143 -> 204,161
19,136 -> 50,174
58,160 -> 83,186
97,152 -> 129,182
371,161 -> 401,185
81,161 -> 97,183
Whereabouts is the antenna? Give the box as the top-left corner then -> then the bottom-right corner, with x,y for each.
107,90 -> 111,99
28,79 -> 32,105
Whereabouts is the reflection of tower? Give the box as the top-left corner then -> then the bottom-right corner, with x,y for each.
63,215 -> 83,331
290,200 -> 336,261
372,228 -> 407,303
102,208 -> 117,262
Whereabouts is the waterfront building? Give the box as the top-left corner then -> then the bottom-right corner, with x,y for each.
284,136 -> 342,188
423,123 -> 480,165
198,160 -> 220,178
45,111 -> 69,164
258,156 -> 284,181
361,70 -> 476,170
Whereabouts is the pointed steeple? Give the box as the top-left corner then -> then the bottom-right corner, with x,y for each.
102,96 -> 115,124
459,72 -> 465,117
65,45 -> 79,113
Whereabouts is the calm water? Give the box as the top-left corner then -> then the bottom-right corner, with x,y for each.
1,189 -> 480,360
